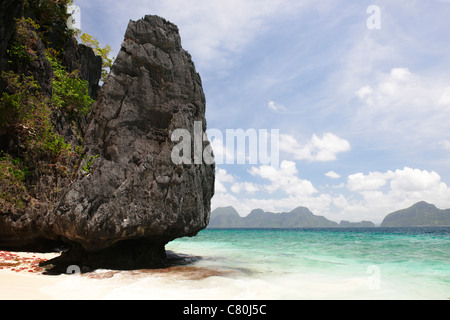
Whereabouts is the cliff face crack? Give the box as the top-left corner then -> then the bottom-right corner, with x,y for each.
113,89 -> 129,121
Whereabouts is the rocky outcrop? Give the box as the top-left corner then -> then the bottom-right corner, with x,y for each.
0,0 -> 24,73
0,0 -> 102,253
0,7 -> 214,271
43,15 -> 215,271
0,0 -> 102,97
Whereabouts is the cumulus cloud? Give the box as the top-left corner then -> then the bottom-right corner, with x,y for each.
250,161 -> 317,196
356,68 -> 424,111
389,167 -> 442,192
342,167 -> 450,223
231,182 -> 260,194
347,167 -> 445,194
347,171 -> 392,192
213,161 -> 333,217
212,165 -> 450,224
216,168 -> 234,183
325,171 -> 341,179
211,161 -> 333,217
280,133 -> 351,162
209,136 -> 235,164
214,168 -> 235,194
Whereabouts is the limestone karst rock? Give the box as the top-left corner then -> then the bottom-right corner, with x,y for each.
44,15 -> 215,271
0,0 -> 102,252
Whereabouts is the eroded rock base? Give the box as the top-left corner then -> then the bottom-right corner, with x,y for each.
41,238 -> 169,275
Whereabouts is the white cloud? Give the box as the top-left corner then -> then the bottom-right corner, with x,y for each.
267,101 -> 288,112
439,140 -> 450,150
325,171 -> 341,179
356,68 -> 425,112
209,136 -> 234,164
214,168 -> 235,194
332,194 -> 349,209
347,171 -> 392,192
213,165 -> 450,224
119,0 -> 309,72
280,133 -> 351,162
212,162 -> 329,217
211,192 -> 240,213
216,168 -> 234,183
231,182 -> 259,194
335,32 -> 400,96
355,85 -> 373,100
438,87 -> 450,107
78,0 -> 310,73
389,167 -> 442,192
215,181 -> 227,194
354,68 -> 450,147
250,161 -> 318,196
347,167 -> 445,194
342,167 -> 450,223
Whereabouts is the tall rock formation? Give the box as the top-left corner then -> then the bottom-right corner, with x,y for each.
44,15 -> 215,271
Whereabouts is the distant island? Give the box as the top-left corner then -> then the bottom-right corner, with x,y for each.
208,201 -> 450,228
208,206 -> 375,228
381,201 -> 450,227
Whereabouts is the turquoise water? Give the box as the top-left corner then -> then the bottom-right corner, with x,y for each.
38,227 -> 450,299
166,227 -> 450,300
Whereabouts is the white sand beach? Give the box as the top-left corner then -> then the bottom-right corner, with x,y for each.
0,269 -> 62,299
0,251 -> 62,300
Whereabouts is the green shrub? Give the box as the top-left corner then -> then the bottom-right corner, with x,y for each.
0,71 -> 71,161
80,33 -> 114,82
6,42 -> 29,65
0,153 -> 28,209
47,52 -> 95,117
81,154 -> 99,176
5,17 -> 41,70
24,0 -> 72,50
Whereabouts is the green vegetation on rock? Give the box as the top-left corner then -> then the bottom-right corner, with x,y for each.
47,50 -> 94,117
80,33 -> 114,82
0,0 -> 102,216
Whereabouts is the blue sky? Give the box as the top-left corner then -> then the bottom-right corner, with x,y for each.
73,0 -> 450,224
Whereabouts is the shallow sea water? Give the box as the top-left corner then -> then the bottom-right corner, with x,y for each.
40,227 -> 450,300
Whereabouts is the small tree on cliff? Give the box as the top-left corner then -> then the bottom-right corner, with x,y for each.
80,33 -> 114,82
